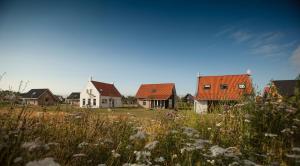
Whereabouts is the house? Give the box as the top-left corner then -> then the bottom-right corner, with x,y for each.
55,95 -> 65,103
263,80 -> 299,102
80,78 -> 122,108
66,92 -> 80,106
135,83 -> 176,109
21,89 -> 57,106
182,93 -> 194,104
194,74 -> 252,113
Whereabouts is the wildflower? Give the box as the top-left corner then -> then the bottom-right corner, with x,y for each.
281,128 -> 294,134
78,142 -> 89,148
244,119 -> 251,123
130,131 -> 147,140
207,159 -> 215,164
207,127 -> 211,130
46,142 -> 59,146
292,147 -> 300,152
134,150 -> 151,162
182,127 -> 199,137
216,122 -> 222,127
73,153 -> 87,157
243,159 -> 258,166
13,157 -> 22,163
264,133 -> 278,137
98,164 -> 106,166
25,157 -> 60,166
286,154 -> 300,159
22,138 -> 49,151
154,157 -> 165,163
210,145 -> 226,157
112,150 -> 121,158
172,154 -> 178,159
144,141 -> 159,150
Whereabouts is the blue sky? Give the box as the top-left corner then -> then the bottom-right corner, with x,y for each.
0,0 -> 300,96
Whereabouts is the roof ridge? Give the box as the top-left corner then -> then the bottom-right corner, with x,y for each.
91,80 -> 114,85
199,74 -> 249,77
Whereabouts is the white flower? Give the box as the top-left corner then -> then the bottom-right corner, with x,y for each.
285,154 -> 300,159
207,159 -> 215,164
25,157 -> 60,166
112,150 -> 121,158
154,157 -> 165,163
22,138 -> 49,151
134,151 -> 151,162
73,153 -> 87,157
264,133 -> 278,137
98,164 -> 106,166
244,119 -> 251,123
172,154 -> 178,159
210,145 -> 226,157
130,131 -> 147,140
207,127 -> 211,130
216,122 -> 222,127
13,157 -> 22,163
78,142 -> 89,148
144,141 -> 159,150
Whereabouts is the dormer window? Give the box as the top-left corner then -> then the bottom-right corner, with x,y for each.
220,84 -> 228,90
238,84 -> 246,89
203,84 -> 211,90
151,89 -> 157,93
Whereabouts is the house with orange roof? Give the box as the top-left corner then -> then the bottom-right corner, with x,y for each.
135,83 -> 176,109
194,74 -> 252,113
80,77 -> 122,108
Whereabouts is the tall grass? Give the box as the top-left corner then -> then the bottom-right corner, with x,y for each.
0,96 -> 299,165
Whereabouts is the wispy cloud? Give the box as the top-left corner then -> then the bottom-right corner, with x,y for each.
216,27 -> 296,57
231,31 -> 253,43
290,45 -> 300,67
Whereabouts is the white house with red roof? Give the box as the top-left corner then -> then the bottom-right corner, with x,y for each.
194,74 -> 252,113
80,78 -> 122,108
135,83 -> 176,109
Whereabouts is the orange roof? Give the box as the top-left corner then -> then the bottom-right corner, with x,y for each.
136,83 -> 175,100
91,81 -> 122,97
196,74 -> 252,101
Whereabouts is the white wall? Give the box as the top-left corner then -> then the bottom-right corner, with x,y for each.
137,99 -> 150,108
80,81 -> 100,108
194,100 -> 208,113
80,81 -> 122,108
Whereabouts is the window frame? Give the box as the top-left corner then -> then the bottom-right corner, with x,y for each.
93,99 -> 96,105
220,84 -> 228,90
83,99 -> 86,105
203,84 -> 211,90
238,83 -> 246,89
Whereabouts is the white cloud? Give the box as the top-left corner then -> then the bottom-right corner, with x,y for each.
231,31 -> 253,43
291,45 -> 300,67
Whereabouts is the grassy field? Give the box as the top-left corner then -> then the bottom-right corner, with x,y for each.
0,101 -> 299,166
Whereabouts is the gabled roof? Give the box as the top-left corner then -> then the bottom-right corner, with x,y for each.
21,89 -> 51,99
272,80 -> 299,97
91,81 -> 122,97
196,74 -> 252,101
67,92 -> 80,100
135,83 -> 175,100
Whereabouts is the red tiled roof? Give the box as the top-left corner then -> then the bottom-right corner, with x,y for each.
196,74 -> 252,101
91,81 -> 122,97
135,83 -> 175,100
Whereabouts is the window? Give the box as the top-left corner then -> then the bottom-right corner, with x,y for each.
88,99 -> 91,105
83,99 -> 86,105
102,99 -> 107,104
203,84 -> 211,89
143,101 -> 146,105
93,99 -> 96,105
238,84 -> 246,89
220,84 -> 228,90
45,98 -> 48,102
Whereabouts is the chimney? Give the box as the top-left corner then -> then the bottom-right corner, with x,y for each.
246,69 -> 251,75
197,72 -> 201,77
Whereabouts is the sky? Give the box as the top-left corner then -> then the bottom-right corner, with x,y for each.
0,0 -> 300,96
